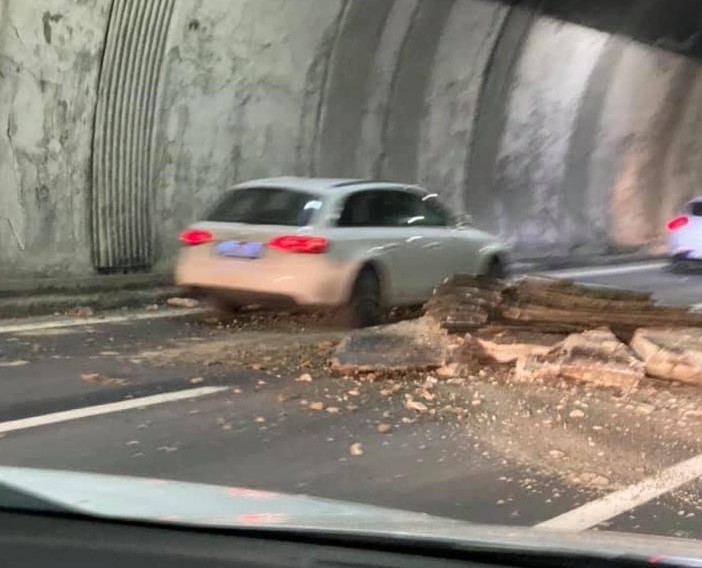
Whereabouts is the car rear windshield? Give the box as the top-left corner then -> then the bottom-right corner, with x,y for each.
206,187 -> 321,226
690,202 -> 702,217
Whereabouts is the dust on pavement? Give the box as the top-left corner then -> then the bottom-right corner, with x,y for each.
127,310 -> 702,505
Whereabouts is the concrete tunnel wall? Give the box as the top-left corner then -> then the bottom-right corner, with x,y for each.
1,0 -> 702,282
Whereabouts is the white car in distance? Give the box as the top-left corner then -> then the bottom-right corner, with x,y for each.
668,198 -> 702,272
176,177 -> 509,326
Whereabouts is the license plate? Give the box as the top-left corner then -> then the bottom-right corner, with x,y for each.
215,241 -> 264,259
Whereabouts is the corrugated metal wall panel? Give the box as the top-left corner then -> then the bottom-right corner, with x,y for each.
91,0 -> 176,272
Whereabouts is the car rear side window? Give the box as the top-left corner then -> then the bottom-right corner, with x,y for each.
338,189 -> 451,228
206,187 -> 321,226
337,191 -> 381,227
419,194 -> 450,227
375,191 -> 425,226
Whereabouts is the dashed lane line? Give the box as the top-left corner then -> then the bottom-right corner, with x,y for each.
536,453 -> 702,531
0,308 -> 206,335
0,387 -> 229,435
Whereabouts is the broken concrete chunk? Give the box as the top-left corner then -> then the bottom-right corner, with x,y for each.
474,329 -> 565,364
426,275 -> 702,336
167,297 -> 200,309
631,328 -> 702,385
517,328 -> 644,390
451,328 -> 564,368
67,306 -> 95,318
349,443 -> 364,456
331,317 -> 447,373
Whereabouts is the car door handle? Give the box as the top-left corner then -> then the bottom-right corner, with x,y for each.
423,242 -> 443,250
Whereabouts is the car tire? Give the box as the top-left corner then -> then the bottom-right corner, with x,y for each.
208,297 -> 241,318
485,256 -> 507,280
671,260 -> 687,274
348,268 -> 381,328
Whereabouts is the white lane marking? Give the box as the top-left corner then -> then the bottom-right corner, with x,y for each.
0,386 -> 228,435
0,308 -> 206,335
540,261 -> 667,280
536,453 -> 702,531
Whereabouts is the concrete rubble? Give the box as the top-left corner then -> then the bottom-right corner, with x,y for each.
166,297 -> 200,309
515,328 -> 644,390
331,317 -> 448,373
332,275 -> 702,390
456,329 -> 564,365
631,328 -> 702,385
424,275 -> 702,337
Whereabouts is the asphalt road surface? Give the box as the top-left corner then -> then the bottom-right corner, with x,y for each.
1,260 -> 702,540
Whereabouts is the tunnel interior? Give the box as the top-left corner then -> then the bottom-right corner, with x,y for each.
1,0 -> 702,278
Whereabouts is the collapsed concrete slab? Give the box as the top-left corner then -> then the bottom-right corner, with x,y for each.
425,276 -> 702,338
516,328 -> 644,390
470,329 -> 565,365
331,317 -> 448,373
631,328 -> 702,385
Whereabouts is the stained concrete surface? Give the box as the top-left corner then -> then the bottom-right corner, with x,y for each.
2,0 -> 702,282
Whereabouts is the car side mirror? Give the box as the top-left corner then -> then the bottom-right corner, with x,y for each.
454,213 -> 473,227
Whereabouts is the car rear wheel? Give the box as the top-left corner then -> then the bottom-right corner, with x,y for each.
208,296 -> 241,318
348,269 -> 381,328
485,256 -> 506,280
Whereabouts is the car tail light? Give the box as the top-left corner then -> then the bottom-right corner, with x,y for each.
667,215 -> 690,231
179,229 -> 214,246
267,235 -> 329,254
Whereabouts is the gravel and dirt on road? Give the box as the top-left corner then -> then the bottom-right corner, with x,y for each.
126,294 -> 702,514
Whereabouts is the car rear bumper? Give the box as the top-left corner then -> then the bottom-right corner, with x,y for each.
175,248 -> 357,306
186,286 -> 300,308
670,251 -> 702,271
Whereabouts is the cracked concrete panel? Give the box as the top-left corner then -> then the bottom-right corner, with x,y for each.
0,0 -> 109,279
417,0 -> 507,212
588,43 -> 689,249
494,16 -> 608,255
154,0 -> 343,272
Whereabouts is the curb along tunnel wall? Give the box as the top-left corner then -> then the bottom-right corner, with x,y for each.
0,0 -> 701,281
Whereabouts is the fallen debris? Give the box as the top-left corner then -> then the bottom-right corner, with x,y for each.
435,363 -> 460,378
516,328 -> 644,390
404,398 -> 429,413
331,317 -> 447,373
631,328 -> 702,385
349,442 -> 364,456
67,306 -> 95,318
80,372 -> 129,386
426,276 -> 702,337
453,329 -> 564,367
167,297 -> 200,309
474,329 -> 564,364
